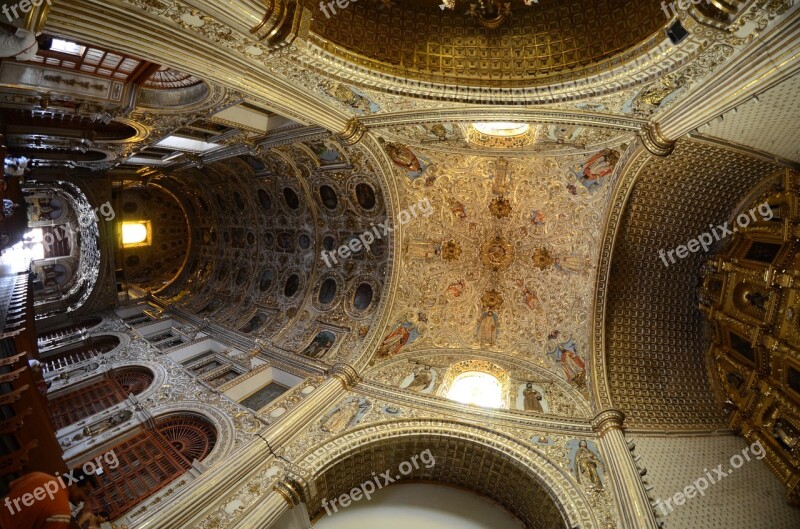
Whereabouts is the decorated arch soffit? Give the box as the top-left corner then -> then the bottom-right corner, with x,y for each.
201,416 -> 614,529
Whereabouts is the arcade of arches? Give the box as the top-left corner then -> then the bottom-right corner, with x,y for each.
0,2 -> 799,529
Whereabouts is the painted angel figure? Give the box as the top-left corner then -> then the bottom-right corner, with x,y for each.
547,339 -> 586,384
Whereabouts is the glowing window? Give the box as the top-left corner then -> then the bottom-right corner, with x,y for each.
447,372 -> 504,408
50,39 -> 85,56
472,122 -> 530,137
121,222 -> 151,247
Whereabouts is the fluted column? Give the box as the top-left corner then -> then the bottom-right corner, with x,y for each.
592,409 -> 659,529
232,473 -> 311,529
220,367 -> 357,528
255,363 -> 358,448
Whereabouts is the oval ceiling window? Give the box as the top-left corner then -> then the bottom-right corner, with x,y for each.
371,238 -> 386,257
235,268 -> 247,286
355,183 -> 376,210
247,232 -> 256,245
323,236 -> 336,252
258,189 -> 271,210
473,122 -> 530,137
259,269 -> 274,291
264,232 -> 275,247
234,192 -> 245,211
343,236 -> 365,255
299,233 -> 312,250
277,232 -> 293,250
319,185 -> 338,210
318,278 -> 337,305
283,187 -> 300,210
284,274 -> 300,297
353,283 -> 374,311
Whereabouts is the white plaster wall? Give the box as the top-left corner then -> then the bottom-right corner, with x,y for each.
311,483 -> 524,529
634,433 -> 800,529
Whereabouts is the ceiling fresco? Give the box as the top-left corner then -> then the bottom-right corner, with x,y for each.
367,130 -> 629,397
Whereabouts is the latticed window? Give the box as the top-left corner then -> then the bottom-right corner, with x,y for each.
48,367 -> 153,429
83,415 -> 217,519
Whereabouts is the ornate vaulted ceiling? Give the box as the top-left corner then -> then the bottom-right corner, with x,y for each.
4,0 -> 797,435
308,0 -> 667,86
365,131 -> 630,407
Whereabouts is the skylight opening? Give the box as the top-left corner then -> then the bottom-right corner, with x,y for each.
50,38 -> 85,56
447,371 -> 504,408
472,122 -> 531,137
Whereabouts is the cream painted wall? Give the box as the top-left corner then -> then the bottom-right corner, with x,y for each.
311,483 -> 524,529
635,434 -> 800,529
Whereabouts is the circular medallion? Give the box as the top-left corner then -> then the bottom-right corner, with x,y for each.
480,236 -> 514,271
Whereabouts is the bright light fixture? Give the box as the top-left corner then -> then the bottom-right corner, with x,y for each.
121,222 -> 150,246
473,122 -> 531,137
447,371 -> 504,408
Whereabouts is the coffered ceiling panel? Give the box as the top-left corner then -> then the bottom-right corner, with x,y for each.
605,141 -> 779,429
308,0 -> 667,86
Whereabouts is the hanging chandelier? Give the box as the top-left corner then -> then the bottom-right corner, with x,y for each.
440,0 -> 539,29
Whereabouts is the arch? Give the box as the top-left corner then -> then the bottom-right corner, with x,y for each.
297,419 -> 599,529
37,316 -> 105,347
39,334 -> 121,372
48,366 -> 155,430
79,413 -> 217,520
